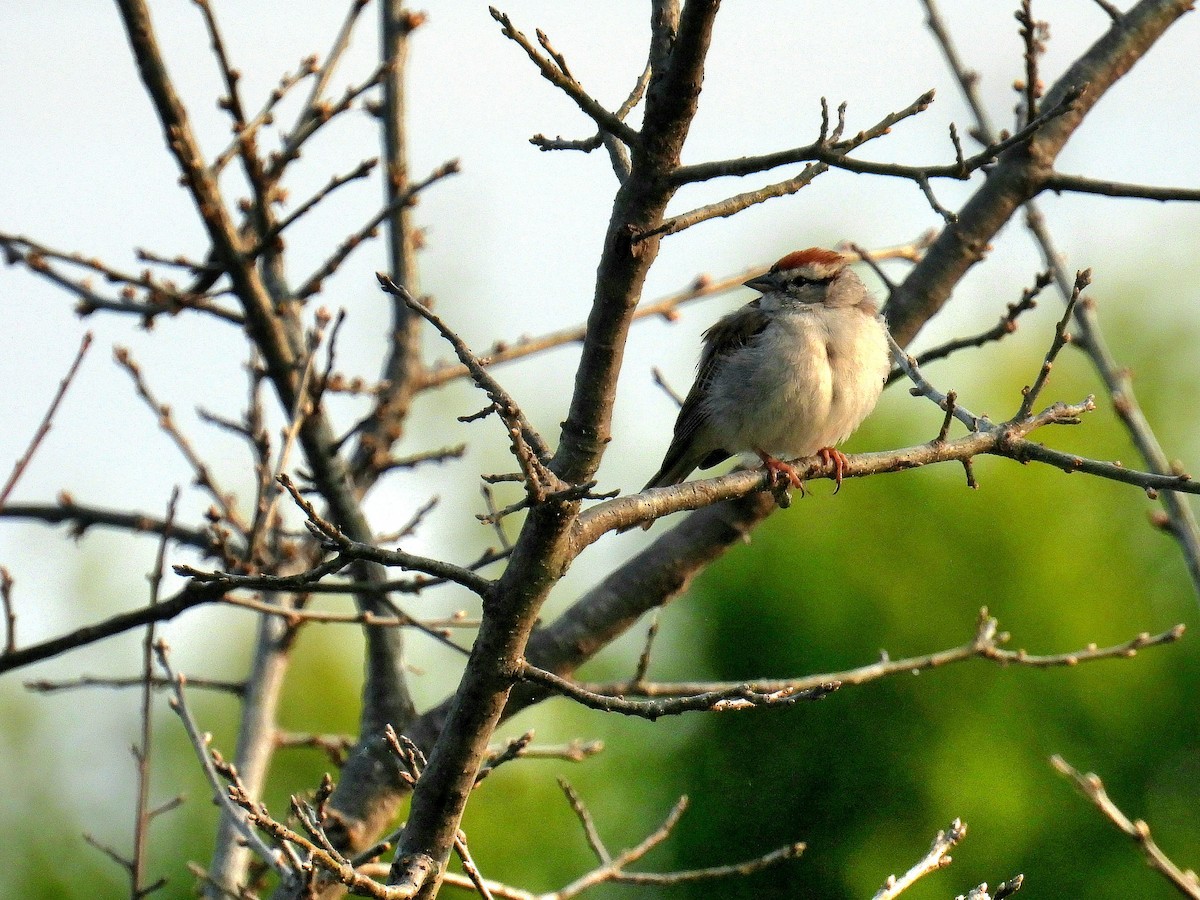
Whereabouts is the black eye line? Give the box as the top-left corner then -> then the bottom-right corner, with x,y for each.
785,274 -> 835,287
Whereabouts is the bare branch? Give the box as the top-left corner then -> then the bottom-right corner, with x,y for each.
1,569 -> 15,666
129,488 -> 180,897
921,0 -> 1200,596
576,612 -> 1186,700
517,660 -> 838,719
1052,756 -> 1200,898
155,640 -> 290,879
920,0 -> 995,143
1016,269 -> 1088,419
25,673 -> 245,696
301,0 -> 376,120
1015,0 -> 1046,127
475,733 -> 603,785
256,157 -> 379,250
295,160 -> 460,300
413,786 -> 803,900
887,270 -> 1049,384
0,331 -> 92,508
670,91 -> 932,185
888,0 -> 1195,346
873,819 -> 966,900
0,580 -> 225,675
648,90 -> 945,239
489,7 -> 640,147
376,274 -> 557,494
0,500 -> 223,556
114,346 -> 250,535
642,161 -> 827,241
531,60 -> 651,182
269,60 -> 390,181
1044,172 -> 1200,201
0,233 -> 245,324
559,779 -> 611,864
210,54 -> 319,175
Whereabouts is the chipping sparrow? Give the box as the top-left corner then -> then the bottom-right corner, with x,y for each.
644,247 -> 891,493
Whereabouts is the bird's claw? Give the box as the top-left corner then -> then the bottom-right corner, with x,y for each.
817,447 -> 849,494
758,452 -> 805,497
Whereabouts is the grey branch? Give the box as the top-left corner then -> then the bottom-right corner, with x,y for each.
873,819 -> 967,899
1052,756 -> 1200,899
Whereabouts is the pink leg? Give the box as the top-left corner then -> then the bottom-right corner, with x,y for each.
817,447 -> 850,494
756,450 -> 805,496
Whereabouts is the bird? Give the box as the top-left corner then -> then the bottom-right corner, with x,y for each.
643,247 -> 892,495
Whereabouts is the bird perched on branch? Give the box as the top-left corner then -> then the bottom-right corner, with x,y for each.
644,247 -> 891,494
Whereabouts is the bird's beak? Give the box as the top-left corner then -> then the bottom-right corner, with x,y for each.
743,272 -> 781,293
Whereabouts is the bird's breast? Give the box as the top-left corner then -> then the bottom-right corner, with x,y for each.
702,307 -> 889,458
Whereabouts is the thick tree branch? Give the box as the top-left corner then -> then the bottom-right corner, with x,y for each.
348,1 -> 428,484
386,5 -> 723,896
114,17 -> 424,883
919,0 -> 1200,601
886,0 -> 1195,346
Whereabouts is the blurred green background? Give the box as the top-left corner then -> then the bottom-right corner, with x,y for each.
3,296 -> 1198,899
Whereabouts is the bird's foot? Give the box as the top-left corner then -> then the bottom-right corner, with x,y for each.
757,451 -> 805,497
817,447 -> 850,494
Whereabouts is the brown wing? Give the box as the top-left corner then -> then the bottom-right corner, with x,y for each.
644,302 -> 769,489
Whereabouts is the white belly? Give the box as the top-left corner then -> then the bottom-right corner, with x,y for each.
702,305 -> 890,458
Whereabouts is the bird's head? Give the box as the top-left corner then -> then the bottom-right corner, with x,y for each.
744,248 -> 857,310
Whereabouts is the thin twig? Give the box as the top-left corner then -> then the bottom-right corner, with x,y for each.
114,346 -> 250,535
377,274 -> 558,495
130,488 -> 179,896
1015,1 -> 1044,127
248,314 -> 331,560
0,568 -> 14,656
269,61 -> 390,181
874,819 -> 967,899
887,270 -> 1049,384
155,640 -> 289,877
631,613 -> 660,686
0,500 -> 224,557
1016,269 -> 1088,420
210,55 -> 319,175
519,660 -> 839,719
25,673 -> 245,696
559,779 -> 611,864
1043,173 -> 1200,202
575,612 -> 1186,700
301,0 -> 375,120
1,331 -> 93,508
454,830 -> 496,900
0,233 -> 243,324
489,7 -> 640,146
377,443 -> 467,473
1052,756 -> 1200,899
648,90 -> 949,239
257,158 -> 378,250
295,160 -> 459,299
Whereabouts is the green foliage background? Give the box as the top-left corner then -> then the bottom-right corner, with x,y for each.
3,297 -> 1198,899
